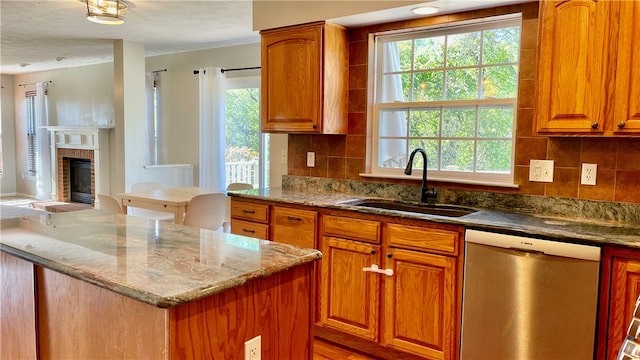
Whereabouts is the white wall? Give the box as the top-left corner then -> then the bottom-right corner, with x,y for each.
4,41 -> 287,198
1,74 -> 17,196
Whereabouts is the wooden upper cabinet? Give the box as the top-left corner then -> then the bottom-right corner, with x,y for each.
612,0 -> 640,134
535,0 -> 640,136
535,0 -> 611,134
260,21 -> 348,134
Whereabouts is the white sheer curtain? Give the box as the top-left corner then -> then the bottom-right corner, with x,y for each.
145,72 -> 157,165
198,67 -> 226,192
379,41 -> 408,168
35,81 -> 52,200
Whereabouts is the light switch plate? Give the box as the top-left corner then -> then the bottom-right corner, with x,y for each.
306,152 -> 315,167
529,160 -> 554,182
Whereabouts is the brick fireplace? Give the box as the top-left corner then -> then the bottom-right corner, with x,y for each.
56,148 -> 95,203
45,126 -> 112,205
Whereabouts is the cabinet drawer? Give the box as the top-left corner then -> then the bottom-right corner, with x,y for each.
323,215 -> 381,244
231,201 -> 269,223
388,223 -> 459,255
272,206 -> 317,249
230,219 -> 269,240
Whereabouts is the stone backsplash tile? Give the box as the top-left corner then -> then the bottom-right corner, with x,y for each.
283,175 -> 640,223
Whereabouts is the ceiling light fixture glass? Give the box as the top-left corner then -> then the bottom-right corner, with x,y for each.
86,0 -> 128,25
411,6 -> 440,15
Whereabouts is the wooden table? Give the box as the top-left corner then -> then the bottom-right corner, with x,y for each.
118,187 -> 212,224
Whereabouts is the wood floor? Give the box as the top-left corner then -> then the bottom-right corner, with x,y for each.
313,338 -> 379,360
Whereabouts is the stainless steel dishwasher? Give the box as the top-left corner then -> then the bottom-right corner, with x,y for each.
460,229 -> 601,360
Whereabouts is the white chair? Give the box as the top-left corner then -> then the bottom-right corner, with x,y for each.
97,194 -> 124,214
224,183 -> 253,232
183,193 -> 227,231
128,182 -> 174,221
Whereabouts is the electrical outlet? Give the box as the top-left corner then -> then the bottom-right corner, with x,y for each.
581,163 -> 597,185
306,152 -> 315,167
244,335 -> 261,360
529,160 -> 554,182
280,150 -> 287,165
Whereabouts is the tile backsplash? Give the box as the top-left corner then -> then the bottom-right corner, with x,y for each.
287,2 -> 640,204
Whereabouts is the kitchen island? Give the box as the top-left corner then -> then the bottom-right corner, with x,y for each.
0,209 -> 321,359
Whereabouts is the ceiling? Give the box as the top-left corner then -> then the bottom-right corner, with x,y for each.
0,0 -> 529,75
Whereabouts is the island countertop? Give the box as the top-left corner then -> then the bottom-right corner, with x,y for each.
0,209 -> 322,308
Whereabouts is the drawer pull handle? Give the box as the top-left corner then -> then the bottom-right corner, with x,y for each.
242,210 -> 256,214
242,228 -> 256,234
362,264 -> 393,276
287,216 -> 302,222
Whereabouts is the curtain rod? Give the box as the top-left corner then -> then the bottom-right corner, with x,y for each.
19,80 -> 53,87
152,69 -> 167,74
193,66 -> 260,75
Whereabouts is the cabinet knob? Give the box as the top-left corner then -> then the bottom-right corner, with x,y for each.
370,249 -> 376,255
386,252 -> 393,259
590,122 -> 599,129
618,121 -> 626,129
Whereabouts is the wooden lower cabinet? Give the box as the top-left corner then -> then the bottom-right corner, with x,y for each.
272,206 -> 317,248
321,236 -> 381,340
0,252 -> 38,359
319,214 -> 462,360
597,246 -> 640,360
383,248 -> 456,359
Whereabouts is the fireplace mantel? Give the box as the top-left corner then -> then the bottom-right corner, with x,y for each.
44,126 -> 113,203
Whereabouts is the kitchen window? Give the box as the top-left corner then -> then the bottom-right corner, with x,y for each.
370,15 -> 521,186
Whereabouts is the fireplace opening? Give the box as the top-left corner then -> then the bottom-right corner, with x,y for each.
69,158 -> 92,204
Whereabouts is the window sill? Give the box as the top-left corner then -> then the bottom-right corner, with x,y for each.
359,173 -> 520,189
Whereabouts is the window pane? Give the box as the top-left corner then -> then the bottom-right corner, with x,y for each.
225,88 -> 260,188
446,32 -> 480,67
413,71 -> 443,101
483,26 -> 521,64
378,139 -> 407,168
408,139 -> 439,170
477,140 -> 512,172
482,65 -> 518,99
442,107 -> 475,138
409,108 -> 440,137
379,109 -> 408,137
445,69 -> 479,100
414,36 -> 445,70
396,40 -> 414,72
441,140 -> 474,171
381,73 -> 406,102
478,106 -> 514,138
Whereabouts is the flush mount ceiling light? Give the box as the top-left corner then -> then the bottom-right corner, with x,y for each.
411,6 -> 440,15
86,0 -> 128,25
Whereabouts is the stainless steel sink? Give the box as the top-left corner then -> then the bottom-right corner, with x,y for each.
343,199 -> 476,217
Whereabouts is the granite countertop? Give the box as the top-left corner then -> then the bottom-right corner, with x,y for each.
0,209 -> 321,308
229,188 -> 640,250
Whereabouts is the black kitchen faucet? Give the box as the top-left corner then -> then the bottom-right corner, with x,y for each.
404,148 -> 437,202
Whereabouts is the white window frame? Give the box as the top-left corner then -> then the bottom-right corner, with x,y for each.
366,15 -> 522,187
25,92 -> 37,177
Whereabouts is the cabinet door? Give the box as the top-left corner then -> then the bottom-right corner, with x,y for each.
261,25 -> 321,132
535,0 -> 611,134
320,236 -> 381,341
0,252 -> 37,359
272,206 -> 317,248
382,248 -> 456,360
613,0 -> 640,134
605,258 -> 640,360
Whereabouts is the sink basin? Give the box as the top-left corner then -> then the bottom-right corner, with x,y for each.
344,199 -> 476,217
